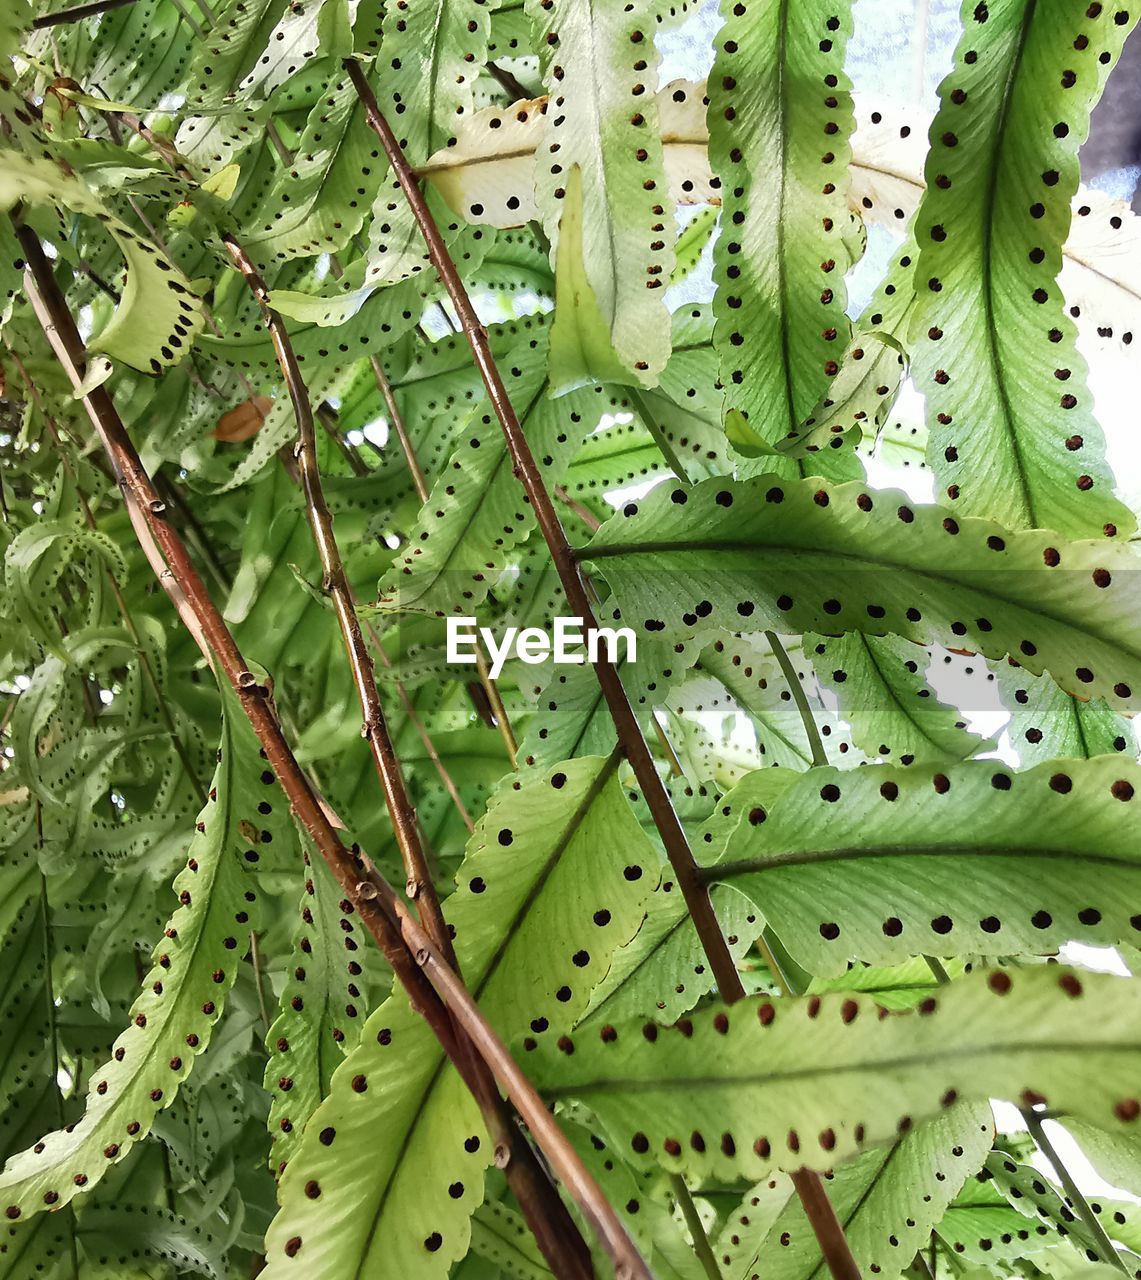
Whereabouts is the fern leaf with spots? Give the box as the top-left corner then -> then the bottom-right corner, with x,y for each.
717,1104 -> 993,1280
0,154 -> 204,375
523,0 -> 676,384
702,755 -> 1141,977
909,0 -> 1137,538
0,690 -> 291,1221
808,632 -> 985,764
706,0 -> 858,450
260,756 -> 656,1280
264,852 -> 372,1176
528,966 -> 1141,1184
582,473 -> 1141,717
377,332 -> 599,617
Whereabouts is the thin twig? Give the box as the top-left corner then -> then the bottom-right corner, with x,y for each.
764,631 -> 829,768
345,55 -> 744,1005
224,232 -> 597,1280
346,62 -> 862,1280
32,0 -> 138,27
221,235 -> 457,960
17,220 -> 646,1280
555,485 -> 602,533
670,1175 -> 722,1280
486,61 -> 534,103
1023,1112 -> 1125,1273
249,931 -> 271,1034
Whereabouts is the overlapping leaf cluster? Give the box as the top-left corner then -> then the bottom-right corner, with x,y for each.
2,0 -> 1141,1278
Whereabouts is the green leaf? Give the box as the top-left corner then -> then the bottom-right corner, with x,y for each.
717,1103 -> 993,1280
583,472 -> 1141,717
908,0 -> 1137,539
577,879 -> 758,1030
260,755 -> 657,1280
523,0 -> 676,384
671,208 -> 717,287
239,2 -> 390,258
527,966 -> 1141,1182
992,658 -> 1135,767
704,755 -> 1141,976
934,1169 -> 1062,1267
76,1201 -> 229,1279
707,0 -> 858,446
986,1149 -> 1141,1272
469,1201 -> 552,1280
1061,1120 -> 1141,1197
0,154 -> 205,374
264,853 -> 371,1175
0,690 -> 285,1220
377,330 -> 599,616
807,632 -> 985,764
419,77 -> 714,234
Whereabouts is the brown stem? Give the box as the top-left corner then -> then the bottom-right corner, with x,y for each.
486,61 -> 535,104
17,221 -> 642,1280
221,234 -> 456,957
554,485 -> 602,533
221,233 -> 595,1280
32,0 -> 138,26
113,101 -> 522,774
346,54 -> 743,1006
345,61 -> 862,1280
365,620 -> 477,834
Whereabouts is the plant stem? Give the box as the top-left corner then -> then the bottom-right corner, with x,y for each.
486,61 -> 534,103
18,221 -> 643,1280
670,1175 -> 722,1280
223,232 -> 595,1280
346,60 -> 862,1280
1023,1111 -> 1126,1273
222,235 -> 456,962
764,631 -> 829,768
38,820 -> 81,1280
249,931 -> 271,1033
924,955 -> 951,985
32,0 -> 138,27
107,103 -> 495,836
345,55 -> 744,1006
